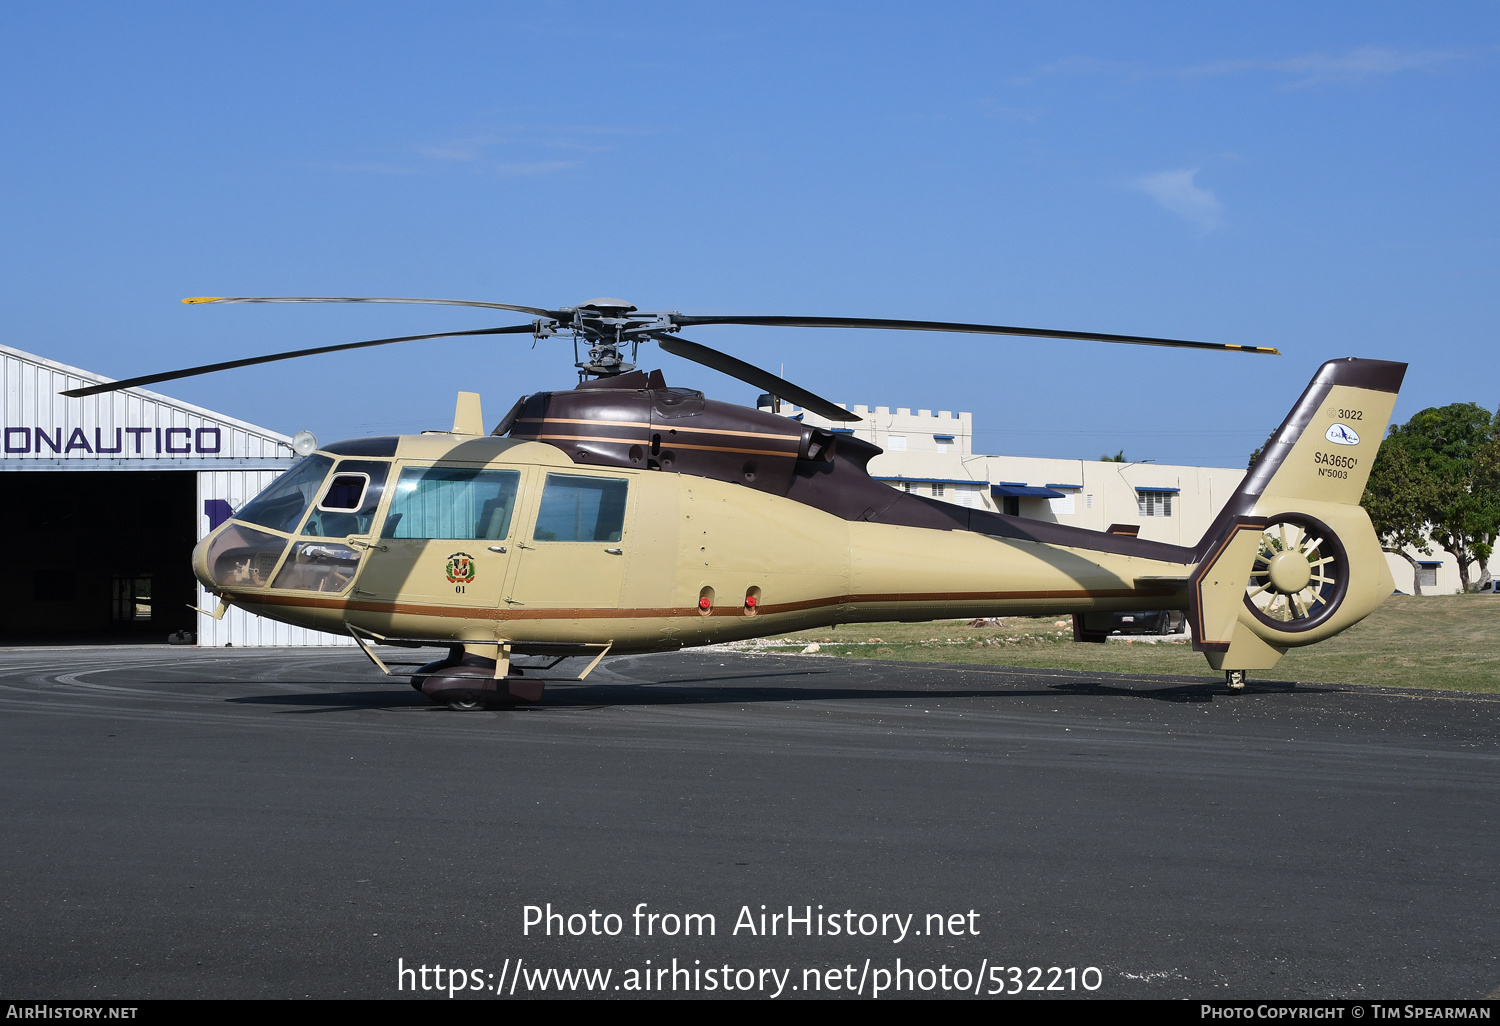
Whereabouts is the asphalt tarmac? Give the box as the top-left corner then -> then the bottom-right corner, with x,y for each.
0,645 -> 1496,1001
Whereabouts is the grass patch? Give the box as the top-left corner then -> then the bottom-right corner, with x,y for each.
727,595 -> 1500,693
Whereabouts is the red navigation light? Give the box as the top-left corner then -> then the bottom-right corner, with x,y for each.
699,596 -> 712,610
745,594 -> 757,608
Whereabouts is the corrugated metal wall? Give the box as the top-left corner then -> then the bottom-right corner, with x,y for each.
2,343 -> 293,465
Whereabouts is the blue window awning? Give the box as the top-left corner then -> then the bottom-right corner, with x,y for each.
991,484 -> 1065,499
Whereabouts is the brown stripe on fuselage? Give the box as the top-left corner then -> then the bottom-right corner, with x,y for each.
240,585 -> 1181,622
516,417 -> 802,444
522,433 -> 799,460
515,416 -> 649,429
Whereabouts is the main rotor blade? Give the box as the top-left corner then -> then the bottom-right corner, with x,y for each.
649,332 -> 860,422
670,314 -> 1280,355
184,296 -> 560,318
60,324 -> 536,398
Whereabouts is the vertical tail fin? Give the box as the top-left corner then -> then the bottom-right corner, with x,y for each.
1188,357 -> 1406,672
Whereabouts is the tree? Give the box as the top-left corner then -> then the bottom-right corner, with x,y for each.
1361,435 -> 1437,594
1100,450 -> 1125,462
1377,403 -> 1500,592
1469,432 -> 1500,586
1247,430 -> 1276,471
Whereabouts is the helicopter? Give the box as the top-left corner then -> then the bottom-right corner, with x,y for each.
64,297 -> 1404,708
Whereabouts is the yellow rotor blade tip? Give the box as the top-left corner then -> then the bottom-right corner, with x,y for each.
182,296 -> 222,304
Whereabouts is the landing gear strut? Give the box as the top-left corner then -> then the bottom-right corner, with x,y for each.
1226,669 -> 1247,691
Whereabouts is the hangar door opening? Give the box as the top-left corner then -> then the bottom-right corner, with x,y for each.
0,471 -> 198,643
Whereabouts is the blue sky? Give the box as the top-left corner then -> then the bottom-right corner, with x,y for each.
2,2 -> 1495,466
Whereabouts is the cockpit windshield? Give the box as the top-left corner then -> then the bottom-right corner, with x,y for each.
235,455 -> 334,534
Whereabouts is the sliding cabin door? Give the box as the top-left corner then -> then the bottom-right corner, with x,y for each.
505,471 -> 631,611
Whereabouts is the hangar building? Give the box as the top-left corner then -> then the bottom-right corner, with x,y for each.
0,343 -> 350,646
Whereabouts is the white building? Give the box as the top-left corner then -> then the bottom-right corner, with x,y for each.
1,343 -> 352,646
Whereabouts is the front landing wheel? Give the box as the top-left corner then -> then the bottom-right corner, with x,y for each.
1226,670 -> 1247,691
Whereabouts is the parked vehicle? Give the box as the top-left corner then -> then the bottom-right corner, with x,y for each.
1108,610 -> 1187,635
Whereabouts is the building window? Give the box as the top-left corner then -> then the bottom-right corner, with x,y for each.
1417,565 -> 1438,589
933,434 -> 954,454
931,482 -> 945,497
1048,489 -> 1078,516
887,435 -> 907,451
901,481 -> 913,493
1137,491 -> 1173,517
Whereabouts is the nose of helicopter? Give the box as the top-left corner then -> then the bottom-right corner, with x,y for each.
192,532 -> 215,593
194,521 -> 290,594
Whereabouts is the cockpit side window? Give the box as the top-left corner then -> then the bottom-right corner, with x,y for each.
235,455 -> 334,534
302,460 -> 390,538
381,466 -> 521,540
321,474 -> 369,511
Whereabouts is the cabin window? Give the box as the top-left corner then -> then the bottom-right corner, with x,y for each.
235,455 -> 333,534
533,474 -> 629,543
382,466 -> 521,540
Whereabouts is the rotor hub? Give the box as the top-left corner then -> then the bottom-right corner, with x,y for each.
1266,550 -> 1313,594
550,298 -> 682,378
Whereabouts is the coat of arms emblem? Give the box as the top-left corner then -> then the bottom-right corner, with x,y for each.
445,552 -> 477,584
